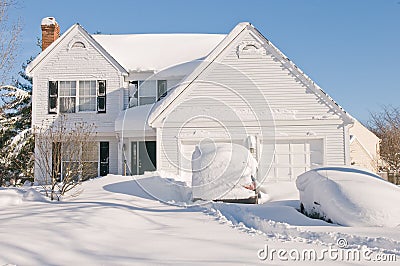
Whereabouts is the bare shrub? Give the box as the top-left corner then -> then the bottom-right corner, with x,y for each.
33,115 -> 97,200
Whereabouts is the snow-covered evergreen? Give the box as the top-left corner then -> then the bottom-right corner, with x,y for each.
0,59 -> 34,186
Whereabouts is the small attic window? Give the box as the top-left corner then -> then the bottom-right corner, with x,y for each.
71,41 -> 86,49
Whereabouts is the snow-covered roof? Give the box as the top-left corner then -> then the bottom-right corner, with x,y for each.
92,34 -> 226,72
115,104 -> 154,133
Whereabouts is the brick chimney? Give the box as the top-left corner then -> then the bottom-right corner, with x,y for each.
41,17 -> 60,51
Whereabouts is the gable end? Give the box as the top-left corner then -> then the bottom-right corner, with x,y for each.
26,24 -> 128,77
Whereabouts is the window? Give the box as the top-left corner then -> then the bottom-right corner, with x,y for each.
133,80 -> 168,106
61,141 -> 99,181
79,81 -> 96,111
59,81 -> 76,113
139,80 -> 157,105
48,80 -> 106,114
81,142 -> 99,179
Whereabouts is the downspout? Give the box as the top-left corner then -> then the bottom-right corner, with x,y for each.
344,122 -> 354,165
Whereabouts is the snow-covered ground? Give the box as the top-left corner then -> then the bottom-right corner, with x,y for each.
0,173 -> 399,265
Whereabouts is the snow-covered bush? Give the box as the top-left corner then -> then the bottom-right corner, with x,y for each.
296,166 -> 400,227
192,142 -> 257,201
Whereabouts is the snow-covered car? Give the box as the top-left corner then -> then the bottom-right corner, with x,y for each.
296,166 -> 400,227
191,143 -> 258,203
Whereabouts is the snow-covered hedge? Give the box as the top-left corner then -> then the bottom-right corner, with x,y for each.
191,143 -> 257,201
296,166 -> 400,227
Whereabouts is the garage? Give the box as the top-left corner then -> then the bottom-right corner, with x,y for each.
266,139 -> 324,181
179,138 -> 324,183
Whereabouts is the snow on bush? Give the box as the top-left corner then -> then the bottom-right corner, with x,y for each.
296,166 -> 400,227
191,142 -> 257,201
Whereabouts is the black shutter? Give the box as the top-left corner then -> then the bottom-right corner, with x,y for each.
97,80 -> 106,113
48,81 -> 58,114
157,80 -> 167,101
99,142 -> 109,176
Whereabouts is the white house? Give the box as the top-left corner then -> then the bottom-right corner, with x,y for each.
26,17 -> 377,185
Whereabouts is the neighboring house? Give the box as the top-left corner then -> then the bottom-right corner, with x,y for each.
349,120 -> 380,172
26,17 -> 376,185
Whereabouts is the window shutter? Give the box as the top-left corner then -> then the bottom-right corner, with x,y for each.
97,80 -> 106,113
48,81 -> 58,114
157,80 -> 167,101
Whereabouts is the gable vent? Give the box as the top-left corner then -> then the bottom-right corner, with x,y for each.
71,41 -> 86,49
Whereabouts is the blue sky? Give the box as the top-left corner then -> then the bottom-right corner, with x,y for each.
10,0 -> 400,123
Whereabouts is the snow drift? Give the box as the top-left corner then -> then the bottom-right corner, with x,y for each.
191,142 -> 257,201
296,167 -> 400,227
0,187 -> 46,206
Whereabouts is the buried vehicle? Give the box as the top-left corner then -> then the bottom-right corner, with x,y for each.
191,143 -> 258,203
296,167 -> 400,227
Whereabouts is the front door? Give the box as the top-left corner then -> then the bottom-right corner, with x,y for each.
131,141 -> 156,175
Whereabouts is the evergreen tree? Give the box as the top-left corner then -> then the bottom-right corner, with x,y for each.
0,58 -> 34,186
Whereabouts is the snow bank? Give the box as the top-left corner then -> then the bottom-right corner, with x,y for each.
208,202 -> 400,255
23,188 -> 46,202
192,143 -> 257,201
0,187 -> 46,206
0,188 -> 23,206
296,167 -> 400,227
103,173 -> 192,205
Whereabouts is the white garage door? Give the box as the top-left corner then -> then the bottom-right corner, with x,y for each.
267,139 -> 324,181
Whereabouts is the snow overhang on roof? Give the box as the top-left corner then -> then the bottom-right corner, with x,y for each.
92,34 -> 226,73
115,104 -> 154,133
